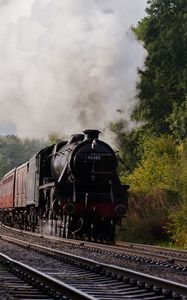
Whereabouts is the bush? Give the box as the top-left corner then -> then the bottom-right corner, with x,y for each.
119,135 -> 183,244
118,190 -> 170,243
166,140 -> 187,248
167,203 -> 187,249
123,135 -> 182,195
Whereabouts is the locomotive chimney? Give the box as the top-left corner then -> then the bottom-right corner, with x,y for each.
83,129 -> 101,140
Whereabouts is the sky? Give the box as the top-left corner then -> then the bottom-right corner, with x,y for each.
0,0 -> 148,138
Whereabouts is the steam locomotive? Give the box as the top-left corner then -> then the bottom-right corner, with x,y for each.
0,129 -> 128,243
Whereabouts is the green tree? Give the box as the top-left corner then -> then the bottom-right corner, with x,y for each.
168,203 -> 187,248
116,0 -> 187,245
120,135 -> 182,243
0,135 -> 47,179
167,139 -> 187,248
166,97 -> 187,142
110,121 -> 140,174
47,132 -> 63,145
133,0 -> 187,139
125,135 -> 181,195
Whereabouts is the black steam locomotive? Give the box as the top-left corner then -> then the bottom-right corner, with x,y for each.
0,129 -> 128,243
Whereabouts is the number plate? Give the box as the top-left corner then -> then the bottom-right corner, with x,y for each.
86,154 -> 101,160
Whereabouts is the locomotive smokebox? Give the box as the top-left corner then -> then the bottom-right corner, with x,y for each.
83,129 -> 101,140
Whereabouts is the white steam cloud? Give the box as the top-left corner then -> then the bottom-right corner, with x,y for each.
0,0 -> 147,138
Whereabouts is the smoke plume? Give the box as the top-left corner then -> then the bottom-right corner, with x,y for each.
0,0 -> 147,138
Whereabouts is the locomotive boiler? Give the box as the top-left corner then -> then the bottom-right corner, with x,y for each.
0,129 -> 128,243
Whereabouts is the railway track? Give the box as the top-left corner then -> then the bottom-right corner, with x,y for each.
87,242 -> 187,270
2,223 -> 187,272
60,237 -> 187,270
0,253 -> 95,300
116,241 -> 187,260
0,234 -> 187,299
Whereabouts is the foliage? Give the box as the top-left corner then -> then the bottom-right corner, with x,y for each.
115,0 -> 187,246
118,191 -> 170,243
47,132 -> 64,145
133,0 -> 187,140
181,142 -> 187,200
110,121 -> 141,174
167,203 -> 187,249
118,135 -> 183,243
167,97 -> 187,142
166,140 -> 187,248
123,135 -> 181,195
0,135 -> 47,179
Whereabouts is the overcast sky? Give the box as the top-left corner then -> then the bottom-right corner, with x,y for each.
0,0 -> 148,138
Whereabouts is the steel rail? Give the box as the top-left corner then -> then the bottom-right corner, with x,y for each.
116,241 -> 187,258
1,234 -> 187,299
1,224 -> 187,269
0,253 -> 96,300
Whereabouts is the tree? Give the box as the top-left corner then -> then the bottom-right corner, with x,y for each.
125,135 -> 181,195
0,135 -> 47,179
116,0 -> 187,245
121,135 -> 183,244
110,121 -> 140,174
133,0 -> 187,139
168,203 -> 187,248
